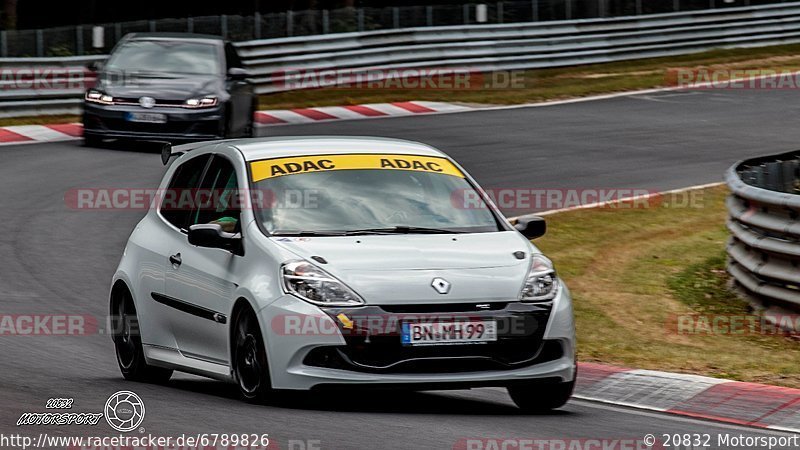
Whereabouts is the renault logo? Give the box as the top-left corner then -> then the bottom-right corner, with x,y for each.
139,96 -> 156,108
431,277 -> 451,294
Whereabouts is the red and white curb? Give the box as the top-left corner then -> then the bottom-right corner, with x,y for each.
577,362 -> 800,432
253,101 -> 472,125
0,101 -> 473,147
0,123 -> 83,146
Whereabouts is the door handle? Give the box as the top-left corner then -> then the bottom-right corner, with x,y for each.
169,253 -> 182,266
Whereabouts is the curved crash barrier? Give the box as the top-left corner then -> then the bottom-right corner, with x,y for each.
726,150 -> 800,325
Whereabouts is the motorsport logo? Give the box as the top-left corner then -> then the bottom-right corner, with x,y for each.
16,391 -> 145,432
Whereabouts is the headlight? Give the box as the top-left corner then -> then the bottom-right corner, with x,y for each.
519,254 -> 559,302
281,260 -> 364,307
85,90 -> 114,104
184,96 -> 218,108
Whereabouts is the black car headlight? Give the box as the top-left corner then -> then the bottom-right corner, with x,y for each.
184,96 -> 218,108
85,90 -> 114,105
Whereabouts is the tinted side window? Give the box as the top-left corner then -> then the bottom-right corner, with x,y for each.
189,156 -> 241,233
160,155 -> 211,230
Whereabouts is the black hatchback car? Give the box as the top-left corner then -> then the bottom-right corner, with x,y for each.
83,33 -> 256,145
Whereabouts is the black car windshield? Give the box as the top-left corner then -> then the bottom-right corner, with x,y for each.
105,40 -> 220,76
250,155 -> 503,235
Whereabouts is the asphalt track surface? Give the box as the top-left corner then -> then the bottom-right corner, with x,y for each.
1,87 -> 798,449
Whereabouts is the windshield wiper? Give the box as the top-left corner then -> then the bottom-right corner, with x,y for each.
272,230 -> 350,237
271,227 -> 463,237
344,226 -> 464,234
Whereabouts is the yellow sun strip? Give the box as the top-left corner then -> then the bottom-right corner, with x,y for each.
250,153 -> 464,182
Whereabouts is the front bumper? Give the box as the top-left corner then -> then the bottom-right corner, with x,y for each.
82,101 -> 224,142
259,284 -> 576,390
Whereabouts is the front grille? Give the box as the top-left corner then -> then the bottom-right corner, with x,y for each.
112,97 -> 185,107
304,303 -> 555,374
97,117 -> 217,135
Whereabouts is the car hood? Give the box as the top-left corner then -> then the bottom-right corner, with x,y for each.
270,232 -> 533,304
96,74 -> 223,101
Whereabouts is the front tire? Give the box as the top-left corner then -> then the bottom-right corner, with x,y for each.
233,307 -> 273,403
508,379 -> 575,412
111,288 -> 172,383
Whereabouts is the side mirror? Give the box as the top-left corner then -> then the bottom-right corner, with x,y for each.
227,67 -> 250,81
86,60 -> 103,72
188,224 -> 243,256
514,216 -> 546,240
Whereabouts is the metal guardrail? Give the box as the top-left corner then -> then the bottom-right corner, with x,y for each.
5,2 -> 800,116
0,0 -> 775,58
726,151 -> 800,318
239,2 -> 800,94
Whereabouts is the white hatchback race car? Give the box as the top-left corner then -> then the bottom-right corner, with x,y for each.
110,136 -> 576,411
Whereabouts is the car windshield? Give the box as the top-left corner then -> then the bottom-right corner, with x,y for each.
105,40 -> 220,76
250,154 -> 502,235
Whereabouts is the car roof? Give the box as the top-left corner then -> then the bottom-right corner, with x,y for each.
220,136 -> 448,161
125,32 -> 225,44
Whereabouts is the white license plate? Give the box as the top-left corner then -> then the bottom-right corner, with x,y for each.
401,320 -> 497,346
125,112 -> 167,123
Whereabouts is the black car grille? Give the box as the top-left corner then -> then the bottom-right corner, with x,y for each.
96,117 -> 217,135
112,97 -> 185,107
303,302 -> 556,374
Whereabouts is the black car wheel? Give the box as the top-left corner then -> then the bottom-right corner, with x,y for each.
508,379 -> 575,412
111,288 -> 172,383
233,306 -> 273,403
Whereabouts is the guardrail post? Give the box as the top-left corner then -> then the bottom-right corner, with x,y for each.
357,8 -> 364,31
709,0 -> 715,8
253,13 -> 260,39
498,2 -> 504,23
322,10 -> 329,34
598,0 -> 605,17
463,4 -> 470,24
635,0 -> 642,15
221,14 -> 228,38
114,23 -> 121,42
392,7 -> 400,28
565,0 -> 572,20
188,17 -> 194,33
1,31 -> 7,58
76,25 -> 84,56
148,20 -> 156,32
287,11 -> 294,36
674,0 -> 680,11
532,0 -> 539,21
36,29 -> 43,57
426,5 -> 433,26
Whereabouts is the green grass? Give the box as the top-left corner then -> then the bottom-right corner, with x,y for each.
535,185 -> 800,387
0,114 -> 79,128
259,43 -> 800,109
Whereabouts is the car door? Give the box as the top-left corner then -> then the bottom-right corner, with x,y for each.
164,154 -> 243,365
145,153 -> 212,350
224,42 -> 252,135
